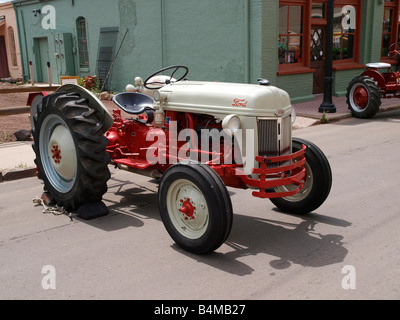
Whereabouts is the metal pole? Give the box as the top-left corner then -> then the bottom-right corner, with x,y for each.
319,0 -> 336,113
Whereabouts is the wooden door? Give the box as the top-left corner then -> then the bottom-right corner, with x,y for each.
0,36 -> 9,79
310,26 -> 326,94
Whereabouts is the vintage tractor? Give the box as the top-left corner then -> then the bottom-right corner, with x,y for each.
30,65 -> 332,254
346,42 -> 400,118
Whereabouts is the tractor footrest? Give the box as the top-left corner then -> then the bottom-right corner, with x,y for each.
113,158 -> 151,169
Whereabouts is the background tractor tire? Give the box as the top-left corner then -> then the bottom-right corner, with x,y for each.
270,138 -> 332,215
346,75 -> 381,119
32,92 -> 110,212
158,163 -> 233,254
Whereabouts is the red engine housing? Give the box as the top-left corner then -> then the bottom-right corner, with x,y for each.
105,108 -> 306,198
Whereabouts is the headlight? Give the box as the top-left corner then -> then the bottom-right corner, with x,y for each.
222,114 -> 241,134
291,107 -> 296,124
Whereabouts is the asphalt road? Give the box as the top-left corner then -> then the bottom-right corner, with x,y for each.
1,110 -> 400,300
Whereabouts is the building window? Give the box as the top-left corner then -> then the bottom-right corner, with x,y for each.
7,27 -> 17,67
279,4 -> 304,65
382,0 -> 400,59
333,5 -> 356,61
76,17 -> 89,68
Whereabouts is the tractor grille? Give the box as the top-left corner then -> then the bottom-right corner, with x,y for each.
257,116 -> 291,158
258,119 -> 278,157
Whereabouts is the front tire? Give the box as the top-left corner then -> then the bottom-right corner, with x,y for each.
32,92 -> 110,211
158,163 -> 233,254
346,75 -> 381,118
270,138 -> 332,215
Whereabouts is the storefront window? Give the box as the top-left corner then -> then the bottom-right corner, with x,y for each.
279,5 -> 304,65
382,9 -> 393,57
382,0 -> 400,59
278,0 -> 362,74
311,3 -> 325,19
333,6 -> 355,61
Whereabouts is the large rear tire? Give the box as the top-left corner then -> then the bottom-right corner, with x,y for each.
31,92 -> 110,211
346,75 -> 381,119
158,163 -> 233,254
270,138 -> 332,215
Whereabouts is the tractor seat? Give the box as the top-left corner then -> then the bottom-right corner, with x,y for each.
365,63 -> 391,69
112,92 -> 154,115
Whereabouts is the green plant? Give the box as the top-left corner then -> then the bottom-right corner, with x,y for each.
91,76 -> 101,94
78,76 -> 84,87
320,111 -> 328,124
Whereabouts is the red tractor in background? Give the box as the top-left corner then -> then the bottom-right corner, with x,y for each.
346,42 -> 400,118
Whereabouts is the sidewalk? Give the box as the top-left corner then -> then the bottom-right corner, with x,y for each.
1,94 -> 400,182
0,141 -> 37,182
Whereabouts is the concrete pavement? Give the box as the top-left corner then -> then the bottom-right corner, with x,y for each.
0,141 -> 37,182
1,94 -> 399,182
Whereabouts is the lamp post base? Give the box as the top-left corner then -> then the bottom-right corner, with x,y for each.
319,103 -> 336,113
319,76 -> 336,113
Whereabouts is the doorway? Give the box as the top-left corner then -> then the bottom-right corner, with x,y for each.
0,36 -> 9,78
310,26 -> 326,94
33,37 -> 49,83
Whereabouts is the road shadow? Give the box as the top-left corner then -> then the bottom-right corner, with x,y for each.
174,210 -> 351,276
73,175 -> 160,231
74,174 -> 350,277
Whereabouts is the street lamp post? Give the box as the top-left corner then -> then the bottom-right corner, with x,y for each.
319,0 -> 336,113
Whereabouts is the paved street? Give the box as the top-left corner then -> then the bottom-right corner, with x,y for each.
1,110 -> 400,300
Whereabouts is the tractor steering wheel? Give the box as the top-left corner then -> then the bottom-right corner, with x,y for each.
388,42 -> 400,59
144,65 -> 189,90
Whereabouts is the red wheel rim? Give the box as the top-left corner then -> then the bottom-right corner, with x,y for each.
353,86 -> 369,109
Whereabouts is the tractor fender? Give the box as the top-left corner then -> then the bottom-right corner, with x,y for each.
362,69 -> 386,90
55,84 -> 113,132
27,91 -> 48,107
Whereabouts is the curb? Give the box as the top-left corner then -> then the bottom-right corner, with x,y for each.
0,167 -> 37,183
296,112 -> 352,123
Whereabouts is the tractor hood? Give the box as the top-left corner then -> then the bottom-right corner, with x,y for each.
155,81 -> 292,118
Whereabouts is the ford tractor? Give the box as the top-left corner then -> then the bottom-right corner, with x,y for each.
31,65 -> 332,254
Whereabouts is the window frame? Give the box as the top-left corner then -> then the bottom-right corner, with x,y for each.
278,0 -> 363,75
76,17 -> 90,69
381,0 -> 400,63
279,3 -> 306,67
278,0 -> 312,75
7,26 -> 18,67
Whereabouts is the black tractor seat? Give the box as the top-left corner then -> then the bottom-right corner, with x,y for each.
112,92 -> 154,115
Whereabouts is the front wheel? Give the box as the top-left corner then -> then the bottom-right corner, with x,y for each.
158,163 -> 232,254
270,138 -> 332,215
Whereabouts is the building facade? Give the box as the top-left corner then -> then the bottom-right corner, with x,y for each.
12,0 -> 400,102
0,1 -> 23,79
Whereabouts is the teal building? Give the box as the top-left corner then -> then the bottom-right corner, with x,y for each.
12,0 -> 400,102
